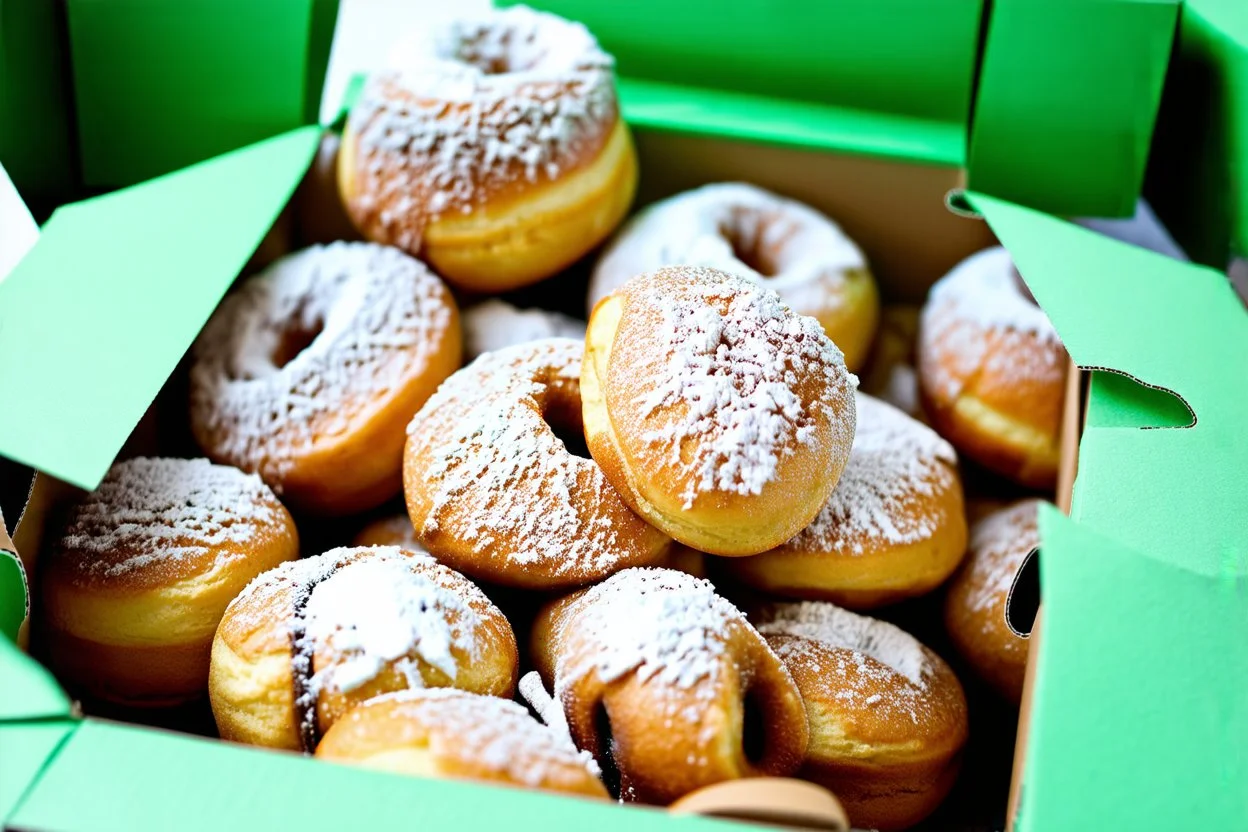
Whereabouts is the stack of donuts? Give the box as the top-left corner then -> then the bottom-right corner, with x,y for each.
33,6 -> 1068,830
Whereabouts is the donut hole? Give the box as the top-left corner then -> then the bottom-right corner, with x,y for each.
452,27 -> 545,75
720,216 -> 781,278
542,396 -> 592,460
740,687 -> 769,766
271,318 -> 325,370
592,700 -> 623,798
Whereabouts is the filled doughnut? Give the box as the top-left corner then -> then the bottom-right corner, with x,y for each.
590,184 -> 879,370
339,6 -> 636,292
530,567 -> 809,805
316,688 -> 608,799
724,394 -> 966,609
917,247 -> 1066,488
463,299 -> 585,362
190,242 -> 460,515
944,500 -> 1039,703
582,267 -> 857,556
41,458 -> 298,707
404,338 -> 670,589
756,602 -> 968,831
352,514 -> 422,550
209,546 -> 517,751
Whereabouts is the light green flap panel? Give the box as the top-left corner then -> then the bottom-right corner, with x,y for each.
0,634 -> 72,723
0,126 -> 320,491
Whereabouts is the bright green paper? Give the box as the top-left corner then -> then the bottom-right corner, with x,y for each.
500,0 -> 981,167
0,548 -> 26,642
0,126 -> 320,491
66,0 -> 338,187
0,633 -> 71,723
970,0 -> 1178,217
9,720 -> 732,832
0,722 -> 76,824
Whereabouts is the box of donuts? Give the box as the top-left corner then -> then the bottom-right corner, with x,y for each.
1,3 -> 1244,831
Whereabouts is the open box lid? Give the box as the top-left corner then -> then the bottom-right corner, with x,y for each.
966,192 -> 1248,829
1148,0 -> 1248,267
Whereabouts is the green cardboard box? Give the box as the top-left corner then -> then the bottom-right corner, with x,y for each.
2,3 -> 1243,830
1148,0 -> 1248,270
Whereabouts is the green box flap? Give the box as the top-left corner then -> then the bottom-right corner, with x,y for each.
0,722 -> 76,824
969,0 -> 1178,218
0,634 -> 72,723
0,162 -> 38,284
66,0 -> 338,188
499,0 -> 981,167
9,720 -> 731,831
0,126 -> 320,491
1147,0 -> 1248,265
1019,508 -> 1248,829
0,0 -> 76,210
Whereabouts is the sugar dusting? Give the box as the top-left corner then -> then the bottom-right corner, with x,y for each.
57,457 -> 284,581
369,688 -> 601,786
409,338 -> 656,580
347,5 -> 617,252
190,242 -> 452,486
758,602 -> 931,688
590,183 -> 865,316
629,268 -> 856,508
785,393 -> 957,555
463,299 -> 585,361
919,247 -> 1064,400
965,500 -> 1041,619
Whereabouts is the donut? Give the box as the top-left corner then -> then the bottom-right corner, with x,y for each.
943,500 -> 1039,703
190,242 -> 461,515
41,458 -> 298,707
209,546 -> 517,751
352,514 -> 422,550
404,338 -> 671,589
316,689 -> 608,799
582,267 -> 857,556
724,393 -> 966,609
590,184 -> 879,371
530,568 -> 810,805
755,602 -> 968,831
463,299 -> 585,362
917,247 -> 1066,488
338,6 -> 636,292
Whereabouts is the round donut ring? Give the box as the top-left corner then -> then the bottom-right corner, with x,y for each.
403,338 -> 671,589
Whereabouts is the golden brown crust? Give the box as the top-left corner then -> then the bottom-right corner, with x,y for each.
316,689 -> 609,799
209,546 -> 518,750
917,248 -> 1066,489
724,394 -> 968,609
351,515 -> 422,550
582,267 -> 856,556
404,339 -> 670,589
756,603 -> 968,831
532,568 -> 809,805
944,500 -> 1038,703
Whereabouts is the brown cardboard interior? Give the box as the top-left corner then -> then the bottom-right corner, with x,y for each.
7,125 -> 1072,831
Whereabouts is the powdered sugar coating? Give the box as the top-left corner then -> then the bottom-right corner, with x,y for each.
758,602 -> 931,688
964,500 -> 1040,618
786,393 -> 957,555
345,5 -> 617,252
190,242 -> 454,486
406,338 -> 668,586
463,299 -> 585,361
620,267 -> 856,508
55,457 -> 287,584
590,183 -> 865,316
553,568 -> 744,694
919,247 -> 1064,401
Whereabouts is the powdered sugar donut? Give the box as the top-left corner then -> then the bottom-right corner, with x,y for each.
725,394 -> 966,608
190,242 -> 460,515
756,602 -> 968,831
582,266 -> 857,557
339,6 -> 636,292
41,458 -> 298,707
404,338 -> 671,589
591,184 -> 879,370
462,299 -> 585,361
530,568 -> 809,804
917,247 -> 1066,488
944,499 -> 1040,703
316,688 -> 608,798
209,546 -> 517,752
